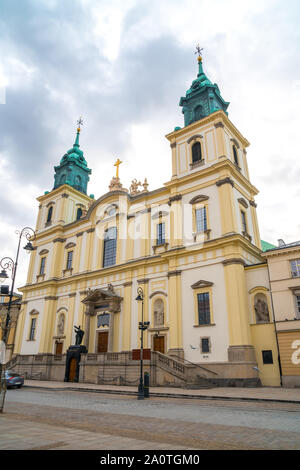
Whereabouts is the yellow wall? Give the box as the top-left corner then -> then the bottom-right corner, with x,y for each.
250,323 -> 281,386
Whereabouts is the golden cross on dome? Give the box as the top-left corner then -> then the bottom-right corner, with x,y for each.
114,158 -> 123,178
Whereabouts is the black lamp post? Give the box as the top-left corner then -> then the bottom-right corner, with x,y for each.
136,287 -> 150,400
0,226 -> 35,413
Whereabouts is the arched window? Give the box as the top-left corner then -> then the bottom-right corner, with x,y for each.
194,105 -> 203,121
233,145 -> 239,166
192,142 -> 202,163
60,174 -> 66,185
46,206 -> 53,224
103,227 -> 117,267
76,207 -> 82,220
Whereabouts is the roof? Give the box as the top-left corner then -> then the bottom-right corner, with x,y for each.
261,239 -> 300,253
261,240 -> 276,252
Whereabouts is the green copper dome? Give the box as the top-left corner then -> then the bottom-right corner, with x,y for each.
179,57 -> 230,127
53,126 -> 91,194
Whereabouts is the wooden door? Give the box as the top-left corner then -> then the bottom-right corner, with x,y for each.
97,331 -> 109,353
153,336 -> 165,354
55,342 -> 63,355
69,357 -> 77,382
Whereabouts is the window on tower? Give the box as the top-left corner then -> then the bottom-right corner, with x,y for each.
241,210 -> 247,233
60,174 -> 66,185
156,222 -> 166,245
195,207 -> 207,233
76,208 -> 83,220
233,145 -> 239,166
192,142 -> 202,163
103,227 -> 117,267
66,251 -> 73,270
74,175 -> 82,191
46,206 -> 53,225
39,257 -> 46,275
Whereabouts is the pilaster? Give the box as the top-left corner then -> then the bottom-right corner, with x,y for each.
122,281 -> 132,351
167,270 -> 183,355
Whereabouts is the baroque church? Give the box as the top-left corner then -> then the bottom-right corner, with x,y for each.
12,52 -> 282,387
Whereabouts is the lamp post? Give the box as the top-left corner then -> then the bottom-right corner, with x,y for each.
0,226 -> 35,413
136,287 -> 150,400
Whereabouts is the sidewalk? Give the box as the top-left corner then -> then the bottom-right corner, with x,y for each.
24,380 -> 300,404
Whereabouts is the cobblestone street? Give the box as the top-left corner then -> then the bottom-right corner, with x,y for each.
1,387 -> 300,450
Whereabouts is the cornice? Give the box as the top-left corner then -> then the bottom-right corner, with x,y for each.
167,270 -> 182,278
164,158 -> 258,196
37,184 -> 92,203
165,110 -> 250,148
222,258 -> 246,267
262,245 -> 300,258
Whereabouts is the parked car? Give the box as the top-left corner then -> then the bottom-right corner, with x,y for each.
5,370 -> 24,389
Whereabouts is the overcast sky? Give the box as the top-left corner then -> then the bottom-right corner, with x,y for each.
0,0 -> 299,293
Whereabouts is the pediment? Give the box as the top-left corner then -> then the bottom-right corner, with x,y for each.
82,285 -> 123,304
191,280 -> 214,289
189,195 -> 209,204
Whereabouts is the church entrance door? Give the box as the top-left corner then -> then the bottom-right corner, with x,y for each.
153,336 -> 165,354
69,358 -> 77,382
97,331 -> 109,353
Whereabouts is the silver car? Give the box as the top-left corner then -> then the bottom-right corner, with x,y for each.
5,370 -> 24,389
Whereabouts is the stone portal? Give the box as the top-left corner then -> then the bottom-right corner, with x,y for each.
82,284 -> 123,353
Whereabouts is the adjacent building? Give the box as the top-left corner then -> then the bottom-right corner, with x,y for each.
262,241 -> 300,387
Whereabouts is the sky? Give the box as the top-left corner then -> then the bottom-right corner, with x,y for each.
0,0 -> 299,293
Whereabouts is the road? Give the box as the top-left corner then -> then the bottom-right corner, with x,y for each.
1,387 -> 300,450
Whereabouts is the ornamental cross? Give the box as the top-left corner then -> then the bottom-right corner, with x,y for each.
77,116 -> 83,128
114,158 -> 123,178
195,44 -> 204,58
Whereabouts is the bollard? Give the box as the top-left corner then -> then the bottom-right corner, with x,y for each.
144,371 -> 150,398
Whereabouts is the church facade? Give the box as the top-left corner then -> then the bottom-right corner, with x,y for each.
13,54 -> 282,386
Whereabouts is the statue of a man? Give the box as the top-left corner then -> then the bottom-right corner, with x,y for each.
74,325 -> 84,345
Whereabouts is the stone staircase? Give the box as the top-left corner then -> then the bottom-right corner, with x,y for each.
153,351 -> 217,388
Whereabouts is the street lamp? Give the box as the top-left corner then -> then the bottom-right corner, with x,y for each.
136,287 -> 150,400
0,226 -> 35,413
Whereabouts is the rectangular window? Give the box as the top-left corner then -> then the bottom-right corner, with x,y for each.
66,251 -> 73,270
296,296 -> 300,318
156,222 -> 165,245
29,318 -> 37,341
291,259 -> 300,278
241,210 -> 247,233
0,296 -> 5,303
195,207 -> 207,232
201,337 -> 210,354
262,350 -> 273,364
197,292 -> 211,325
39,257 -> 46,275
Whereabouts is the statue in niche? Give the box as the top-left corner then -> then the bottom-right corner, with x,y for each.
154,299 -> 164,327
254,295 -> 270,323
57,313 -> 65,335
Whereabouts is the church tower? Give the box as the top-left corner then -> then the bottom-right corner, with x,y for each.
179,51 -> 229,126
53,118 -> 91,194
166,49 -> 264,368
